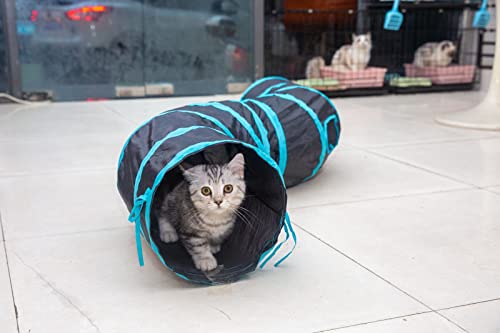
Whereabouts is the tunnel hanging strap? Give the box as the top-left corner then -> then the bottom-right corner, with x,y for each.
240,76 -> 288,99
239,100 -> 271,154
277,84 -> 341,151
245,99 -> 288,174
274,213 -> 297,267
128,188 -> 152,267
273,92 -> 328,182
323,114 -> 340,154
117,109 -> 235,169
258,212 -> 297,269
189,102 -> 266,152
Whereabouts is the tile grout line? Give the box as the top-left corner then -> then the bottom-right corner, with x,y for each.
360,148 -> 482,190
0,166 -> 116,179
8,188 -> 487,243
312,310 -> 434,332
7,225 -> 131,242
289,187 -> 472,211
481,187 -> 500,196
100,104 -> 136,125
0,212 -> 20,333
0,134 -> 130,144
294,223 -> 470,333
2,190 -> 478,243
346,134 -> 500,150
434,297 -> 500,312
342,107 -> 492,138
12,252 -> 101,332
314,297 -> 500,332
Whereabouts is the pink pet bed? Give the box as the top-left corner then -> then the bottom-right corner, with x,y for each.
320,67 -> 387,88
404,64 -> 476,85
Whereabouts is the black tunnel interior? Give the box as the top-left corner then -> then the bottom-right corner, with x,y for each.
149,143 -> 287,284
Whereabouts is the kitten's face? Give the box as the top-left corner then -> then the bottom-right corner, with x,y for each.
352,33 -> 372,49
440,41 -> 456,58
182,153 -> 246,216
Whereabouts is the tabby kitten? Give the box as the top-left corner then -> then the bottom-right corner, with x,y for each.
413,41 -> 456,67
155,153 -> 246,272
331,33 -> 372,71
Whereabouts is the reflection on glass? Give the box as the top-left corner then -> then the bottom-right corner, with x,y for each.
144,0 -> 253,95
13,0 -> 254,101
17,0 -> 144,100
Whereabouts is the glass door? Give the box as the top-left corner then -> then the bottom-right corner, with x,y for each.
16,0 -> 146,101
143,0 -> 254,96
12,0 -> 255,101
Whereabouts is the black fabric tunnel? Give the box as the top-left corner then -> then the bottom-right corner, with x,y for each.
117,77 -> 341,284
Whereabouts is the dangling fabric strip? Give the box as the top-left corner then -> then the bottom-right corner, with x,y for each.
245,99 -> 288,175
189,102 -> 265,151
258,216 -> 288,269
323,114 -> 340,154
128,188 -> 152,266
258,212 -> 297,268
274,213 -> 297,267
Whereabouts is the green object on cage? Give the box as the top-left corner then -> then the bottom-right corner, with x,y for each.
390,77 -> 432,87
293,78 -> 340,87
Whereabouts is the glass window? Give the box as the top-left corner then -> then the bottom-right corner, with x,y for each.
16,0 -> 144,100
143,0 -> 253,96
13,0 -> 254,101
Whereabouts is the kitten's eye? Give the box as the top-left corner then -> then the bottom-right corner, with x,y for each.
223,185 -> 233,194
201,187 -> 212,196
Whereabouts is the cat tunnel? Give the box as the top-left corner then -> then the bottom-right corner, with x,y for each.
117,77 -> 341,284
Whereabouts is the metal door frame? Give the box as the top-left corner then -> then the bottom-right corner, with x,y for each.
2,0 -> 265,96
1,0 -> 22,96
253,0 -> 264,79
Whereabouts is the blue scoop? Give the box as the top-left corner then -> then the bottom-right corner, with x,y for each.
473,0 -> 491,29
384,0 -> 404,31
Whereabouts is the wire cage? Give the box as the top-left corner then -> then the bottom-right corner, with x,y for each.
264,0 -> 483,97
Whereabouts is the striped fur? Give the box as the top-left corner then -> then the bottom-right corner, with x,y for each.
155,153 -> 246,272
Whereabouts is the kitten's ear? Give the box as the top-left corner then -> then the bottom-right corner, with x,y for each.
228,153 -> 245,178
366,32 -> 371,39
180,164 -> 195,182
352,33 -> 357,41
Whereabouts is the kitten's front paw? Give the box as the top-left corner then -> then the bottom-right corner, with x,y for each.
194,256 -> 218,272
210,244 -> 221,254
160,230 -> 178,243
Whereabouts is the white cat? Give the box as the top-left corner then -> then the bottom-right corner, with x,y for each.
331,33 -> 372,71
305,56 -> 326,79
413,41 -> 456,67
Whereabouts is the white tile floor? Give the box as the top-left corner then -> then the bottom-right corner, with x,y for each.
1,90 -> 499,333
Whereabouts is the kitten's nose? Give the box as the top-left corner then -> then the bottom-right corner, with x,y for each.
214,199 -> 223,206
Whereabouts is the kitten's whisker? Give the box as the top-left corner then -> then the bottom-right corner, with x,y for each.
236,206 -> 259,220
233,209 -> 251,225
228,203 -> 257,219
232,205 -> 257,219
238,212 -> 256,231
231,208 -> 255,231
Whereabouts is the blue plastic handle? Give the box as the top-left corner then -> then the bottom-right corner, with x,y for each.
392,0 -> 401,11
